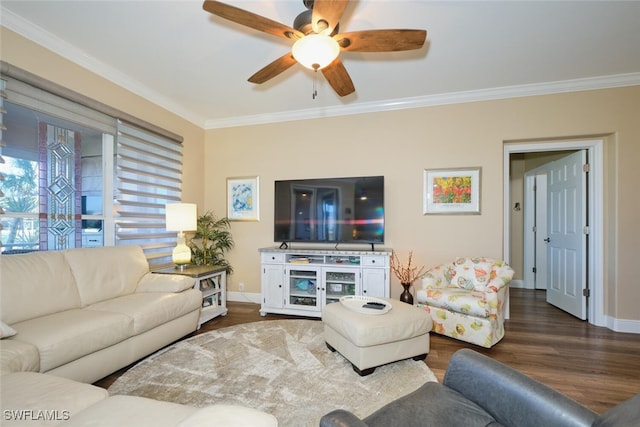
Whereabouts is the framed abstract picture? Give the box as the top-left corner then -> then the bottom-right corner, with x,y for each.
226,176 -> 259,221
423,167 -> 481,215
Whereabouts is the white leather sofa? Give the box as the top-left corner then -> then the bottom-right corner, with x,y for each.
0,245 -> 202,383
1,371 -> 278,427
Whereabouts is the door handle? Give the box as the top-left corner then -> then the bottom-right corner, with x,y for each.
543,238 -> 551,243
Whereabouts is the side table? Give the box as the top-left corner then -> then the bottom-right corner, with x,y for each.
154,264 -> 228,328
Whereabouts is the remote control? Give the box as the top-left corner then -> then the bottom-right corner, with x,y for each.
362,302 -> 386,310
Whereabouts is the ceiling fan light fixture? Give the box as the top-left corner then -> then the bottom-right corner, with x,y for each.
291,34 -> 339,70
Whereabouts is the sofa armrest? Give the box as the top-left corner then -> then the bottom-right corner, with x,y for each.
443,349 -> 598,427
135,273 -> 195,293
320,409 -> 369,427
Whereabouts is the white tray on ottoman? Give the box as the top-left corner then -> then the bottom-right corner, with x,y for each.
322,297 -> 432,376
339,296 -> 392,315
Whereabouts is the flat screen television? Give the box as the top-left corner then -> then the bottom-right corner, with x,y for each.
274,176 -> 384,246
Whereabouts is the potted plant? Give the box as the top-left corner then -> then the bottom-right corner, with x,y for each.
390,250 -> 426,304
189,211 -> 234,273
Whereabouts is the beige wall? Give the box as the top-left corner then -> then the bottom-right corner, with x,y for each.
3,26 -> 639,325
205,87 -> 640,325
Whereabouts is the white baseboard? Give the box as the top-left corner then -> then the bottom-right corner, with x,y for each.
605,315 -> 640,334
227,291 -> 261,305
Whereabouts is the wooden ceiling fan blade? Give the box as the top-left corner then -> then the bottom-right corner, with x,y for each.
312,0 -> 349,34
321,58 -> 355,97
248,54 -> 298,84
203,0 -> 303,40
336,29 -> 427,52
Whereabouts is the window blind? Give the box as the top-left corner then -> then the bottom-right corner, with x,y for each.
116,120 -> 183,269
2,75 -> 117,135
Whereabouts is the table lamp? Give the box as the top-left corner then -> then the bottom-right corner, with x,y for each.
166,203 -> 197,269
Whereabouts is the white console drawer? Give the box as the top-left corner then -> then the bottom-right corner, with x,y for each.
361,255 -> 388,267
261,252 -> 285,264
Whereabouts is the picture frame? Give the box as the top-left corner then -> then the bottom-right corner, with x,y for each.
423,167 -> 481,215
227,176 -> 259,221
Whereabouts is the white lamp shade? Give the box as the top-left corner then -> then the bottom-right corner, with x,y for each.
291,34 -> 340,70
166,203 -> 197,231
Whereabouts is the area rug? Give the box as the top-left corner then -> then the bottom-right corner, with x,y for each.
109,319 -> 437,426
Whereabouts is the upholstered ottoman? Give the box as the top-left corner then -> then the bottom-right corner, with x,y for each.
322,298 -> 432,376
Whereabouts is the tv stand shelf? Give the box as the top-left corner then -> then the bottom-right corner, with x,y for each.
259,246 -> 391,318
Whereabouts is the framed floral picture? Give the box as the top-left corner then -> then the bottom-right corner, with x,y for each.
227,176 -> 259,221
423,167 -> 481,215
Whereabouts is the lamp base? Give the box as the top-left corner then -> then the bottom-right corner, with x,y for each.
172,232 -> 192,268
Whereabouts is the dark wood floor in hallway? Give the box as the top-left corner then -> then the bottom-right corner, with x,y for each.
94,288 -> 640,415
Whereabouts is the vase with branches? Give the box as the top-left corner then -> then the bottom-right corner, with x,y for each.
189,211 -> 234,273
390,250 -> 426,304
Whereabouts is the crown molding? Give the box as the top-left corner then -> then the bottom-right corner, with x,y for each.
4,6 -> 640,131
203,72 -> 640,129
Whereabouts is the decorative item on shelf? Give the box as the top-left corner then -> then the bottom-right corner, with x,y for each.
189,211 -> 235,273
165,203 -> 197,270
390,250 -> 426,305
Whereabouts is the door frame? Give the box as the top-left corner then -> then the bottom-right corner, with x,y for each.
523,167 -> 548,290
503,139 -> 604,327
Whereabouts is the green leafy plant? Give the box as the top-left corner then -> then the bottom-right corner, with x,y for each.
189,211 -> 234,273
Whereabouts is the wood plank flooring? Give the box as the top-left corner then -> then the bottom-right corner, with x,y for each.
94,288 -> 640,415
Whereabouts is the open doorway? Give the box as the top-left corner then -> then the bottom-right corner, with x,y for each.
503,139 -> 605,327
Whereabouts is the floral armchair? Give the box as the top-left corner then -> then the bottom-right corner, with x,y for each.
416,257 -> 514,348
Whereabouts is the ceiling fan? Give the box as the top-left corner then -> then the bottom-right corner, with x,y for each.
202,0 -> 427,97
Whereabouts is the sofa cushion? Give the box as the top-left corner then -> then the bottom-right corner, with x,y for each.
87,289 -> 202,335
63,395 -> 196,427
0,339 -> 40,375
136,272 -> 195,293
363,381 -> 502,427
1,251 -> 81,324
0,372 -> 108,427
63,246 -> 149,306
11,309 -> 132,372
178,405 -> 278,427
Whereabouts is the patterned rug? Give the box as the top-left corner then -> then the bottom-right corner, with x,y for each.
109,319 -> 437,426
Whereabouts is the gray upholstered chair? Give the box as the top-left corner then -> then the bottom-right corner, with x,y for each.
320,348 -> 640,427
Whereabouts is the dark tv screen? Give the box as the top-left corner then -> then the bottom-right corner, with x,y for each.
274,176 -> 384,244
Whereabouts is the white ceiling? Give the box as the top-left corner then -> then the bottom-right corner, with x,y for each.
2,1 -> 640,129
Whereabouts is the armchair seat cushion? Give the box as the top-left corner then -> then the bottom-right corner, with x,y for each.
360,381 -> 502,427
422,288 -> 490,318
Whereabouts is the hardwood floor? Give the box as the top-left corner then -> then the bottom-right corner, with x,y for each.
94,288 -> 640,415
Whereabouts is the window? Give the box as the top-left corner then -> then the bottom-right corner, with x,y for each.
0,67 -> 183,268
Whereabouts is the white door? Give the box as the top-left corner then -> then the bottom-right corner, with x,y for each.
546,150 -> 588,319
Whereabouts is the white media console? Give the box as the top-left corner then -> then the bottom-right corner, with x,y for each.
259,246 -> 391,318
